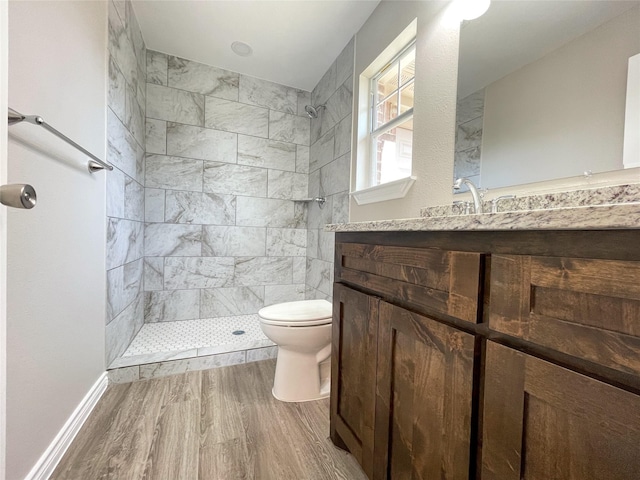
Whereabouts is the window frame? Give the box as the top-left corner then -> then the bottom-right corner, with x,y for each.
368,39 -> 416,188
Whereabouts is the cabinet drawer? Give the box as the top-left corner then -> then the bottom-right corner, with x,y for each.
336,243 -> 482,323
490,254 -> 640,377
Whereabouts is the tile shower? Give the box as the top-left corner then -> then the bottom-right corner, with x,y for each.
105,0 -> 353,381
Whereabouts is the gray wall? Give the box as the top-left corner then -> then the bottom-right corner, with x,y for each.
7,2 -> 107,477
142,52 -> 311,323
105,0 -> 146,366
306,39 -> 354,300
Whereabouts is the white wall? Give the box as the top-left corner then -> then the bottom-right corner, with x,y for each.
1,2 -> 9,478
481,6 -> 640,189
7,2 -> 107,478
350,0 -> 459,221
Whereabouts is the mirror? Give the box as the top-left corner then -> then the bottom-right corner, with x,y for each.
454,0 -> 640,192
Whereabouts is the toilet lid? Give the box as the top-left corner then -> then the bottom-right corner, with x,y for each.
258,299 -> 332,327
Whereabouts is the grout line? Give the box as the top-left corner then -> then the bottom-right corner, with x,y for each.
148,80 -> 303,118
146,141 -> 300,172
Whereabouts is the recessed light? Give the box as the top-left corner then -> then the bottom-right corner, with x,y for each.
231,41 -> 253,57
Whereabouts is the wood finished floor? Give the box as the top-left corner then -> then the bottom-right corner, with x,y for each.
51,360 -> 366,480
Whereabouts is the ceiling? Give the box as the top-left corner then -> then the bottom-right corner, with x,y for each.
132,0 -> 381,92
458,0 -> 640,98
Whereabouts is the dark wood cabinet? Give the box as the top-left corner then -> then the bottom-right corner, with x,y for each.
481,341 -> 640,480
331,230 -> 640,480
374,301 -> 476,480
332,244 -> 482,479
336,243 -> 483,324
331,283 -> 379,478
489,254 -> 640,380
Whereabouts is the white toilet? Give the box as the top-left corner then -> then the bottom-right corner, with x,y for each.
258,299 -> 332,402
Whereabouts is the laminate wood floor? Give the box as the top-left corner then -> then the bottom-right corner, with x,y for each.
51,360 -> 367,480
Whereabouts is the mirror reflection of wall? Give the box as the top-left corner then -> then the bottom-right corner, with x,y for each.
454,89 -> 485,192
454,1 -> 640,192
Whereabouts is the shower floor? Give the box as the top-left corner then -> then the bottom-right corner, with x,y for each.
109,314 -> 275,370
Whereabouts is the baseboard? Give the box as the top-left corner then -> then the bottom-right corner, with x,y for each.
24,372 -> 108,480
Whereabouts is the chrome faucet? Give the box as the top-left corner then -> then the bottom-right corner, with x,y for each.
453,200 -> 471,215
453,177 -> 483,214
490,194 -> 516,214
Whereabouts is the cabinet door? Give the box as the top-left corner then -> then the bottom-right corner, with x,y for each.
331,283 -> 379,478
374,301 -> 476,480
481,341 -> 640,480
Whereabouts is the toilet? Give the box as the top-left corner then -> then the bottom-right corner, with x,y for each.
258,299 -> 332,402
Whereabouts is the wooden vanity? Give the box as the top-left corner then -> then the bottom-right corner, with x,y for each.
329,228 -> 640,480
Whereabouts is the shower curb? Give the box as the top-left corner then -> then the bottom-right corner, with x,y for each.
107,345 -> 278,384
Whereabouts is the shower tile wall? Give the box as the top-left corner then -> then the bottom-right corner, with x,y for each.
454,89 -> 485,190
144,52 -> 310,323
305,38 -> 354,301
105,0 -> 146,366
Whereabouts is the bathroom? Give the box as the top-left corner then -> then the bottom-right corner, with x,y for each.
104,0 -> 353,378
2,0 -> 640,478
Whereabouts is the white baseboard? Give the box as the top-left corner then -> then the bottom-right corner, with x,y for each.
24,372 -> 108,480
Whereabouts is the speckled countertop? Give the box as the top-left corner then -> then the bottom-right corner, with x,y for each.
327,202 -> 640,232
328,184 -> 640,232
420,183 -> 640,218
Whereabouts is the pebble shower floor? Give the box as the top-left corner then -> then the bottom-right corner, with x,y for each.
122,314 -> 270,357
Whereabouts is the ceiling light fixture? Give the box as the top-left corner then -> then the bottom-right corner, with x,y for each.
231,41 -> 253,57
453,0 -> 491,21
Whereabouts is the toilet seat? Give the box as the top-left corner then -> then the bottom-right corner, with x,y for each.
258,299 -> 332,327
259,317 -> 331,327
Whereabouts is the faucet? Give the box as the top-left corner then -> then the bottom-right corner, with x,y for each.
453,177 -> 483,214
453,200 -> 471,215
490,195 -> 516,214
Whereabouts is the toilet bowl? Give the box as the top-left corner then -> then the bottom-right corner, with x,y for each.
258,299 -> 332,402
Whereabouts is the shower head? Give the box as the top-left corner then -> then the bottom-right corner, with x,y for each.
304,104 -> 326,119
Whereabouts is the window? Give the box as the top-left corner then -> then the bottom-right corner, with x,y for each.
369,40 -> 415,187
352,21 -> 417,205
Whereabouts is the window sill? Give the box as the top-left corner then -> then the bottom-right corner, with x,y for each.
351,176 -> 416,205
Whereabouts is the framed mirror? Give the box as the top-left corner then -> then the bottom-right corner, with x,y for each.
454,0 -> 640,192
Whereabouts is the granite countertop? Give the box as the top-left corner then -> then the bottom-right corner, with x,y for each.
326,202 -> 640,232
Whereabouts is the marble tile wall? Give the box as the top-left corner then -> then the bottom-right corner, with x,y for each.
454,90 -> 485,193
144,51 -> 311,323
106,0 -> 146,366
305,38 -> 354,301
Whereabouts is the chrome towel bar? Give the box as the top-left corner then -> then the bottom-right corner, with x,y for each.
8,108 -> 113,173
